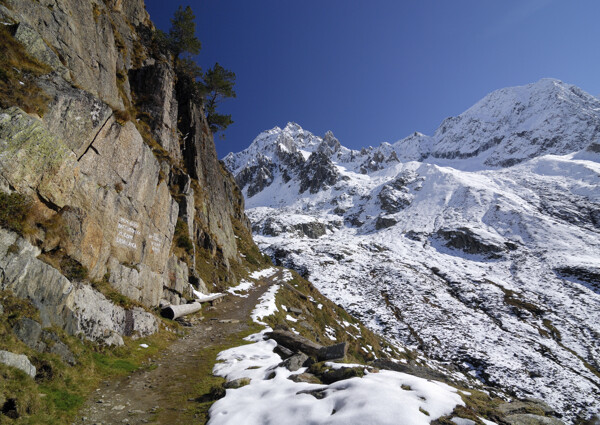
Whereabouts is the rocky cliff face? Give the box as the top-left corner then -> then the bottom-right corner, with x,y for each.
0,0 -> 252,345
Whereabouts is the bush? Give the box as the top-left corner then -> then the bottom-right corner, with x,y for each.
174,219 -> 193,254
60,257 -> 88,281
0,192 -> 32,233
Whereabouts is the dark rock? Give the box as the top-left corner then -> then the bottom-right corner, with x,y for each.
12,318 -> 45,352
378,185 -> 411,213
265,330 -> 323,358
129,63 -> 180,161
288,373 -> 321,384
372,359 -> 451,383
375,216 -> 398,230
49,341 -> 76,366
555,266 -> 600,293
274,345 -> 294,359
223,378 -> 250,389
292,222 -> 327,239
280,353 -> 309,372
498,400 -> 555,416
310,364 -> 365,384
297,388 -> 327,399
1,398 -> 19,419
236,155 -> 276,198
299,151 -> 340,194
435,227 -> 505,258
317,342 -> 348,361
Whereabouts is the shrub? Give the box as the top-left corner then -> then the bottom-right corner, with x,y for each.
60,257 -> 88,281
0,192 -> 32,233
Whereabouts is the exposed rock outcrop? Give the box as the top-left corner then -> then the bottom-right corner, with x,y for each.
0,0 -> 251,343
0,350 -> 36,378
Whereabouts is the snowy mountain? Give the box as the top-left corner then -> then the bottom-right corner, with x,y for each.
223,79 -> 600,422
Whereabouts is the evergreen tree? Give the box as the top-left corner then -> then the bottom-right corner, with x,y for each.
168,6 -> 201,61
199,63 -> 236,134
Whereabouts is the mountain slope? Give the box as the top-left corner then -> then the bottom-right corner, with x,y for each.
224,79 -> 600,422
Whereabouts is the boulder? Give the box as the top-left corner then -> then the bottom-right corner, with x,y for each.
280,352 -> 309,372
273,345 -> 294,359
12,318 -> 45,352
0,350 -> 36,378
498,400 -> 556,416
265,330 -> 347,361
49,341 -> 77,366
504,414 -> 564,425
265,329 -> 323,358
317,342 -> 348,361
375,215 -> 398,230
287,373 -> 321,384
309,363 -> 365,385
223,378 -> 251,389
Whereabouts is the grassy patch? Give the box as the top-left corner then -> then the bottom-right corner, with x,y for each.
155,320 -> 264,424
0,24 -> 50,115
0,287 -> 179,423
261,270 -> 407,364
174,219 -> 194,254
0,192 -> 32,234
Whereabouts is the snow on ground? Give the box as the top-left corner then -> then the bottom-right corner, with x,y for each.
226,279 -> 254,297
222,80 -> 600,420
209,274 -> 465,425
249,267 -> 278,280
250,284 -> 280,325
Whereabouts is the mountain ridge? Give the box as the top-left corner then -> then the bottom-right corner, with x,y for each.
224,78 -> 600,421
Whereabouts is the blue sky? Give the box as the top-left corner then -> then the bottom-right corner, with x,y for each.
144,0 -> 600,157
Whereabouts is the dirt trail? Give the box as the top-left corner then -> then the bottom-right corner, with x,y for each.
75,270 -> 282,425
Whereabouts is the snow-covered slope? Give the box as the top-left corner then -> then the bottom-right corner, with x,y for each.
223,79 -> 600,422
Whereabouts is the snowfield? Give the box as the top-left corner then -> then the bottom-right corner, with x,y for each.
223,79 -> 600,421
209,271 -> 469,425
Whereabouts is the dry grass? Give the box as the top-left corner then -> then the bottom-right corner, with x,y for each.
0,24 -> 51,115
0,289 -> 178,424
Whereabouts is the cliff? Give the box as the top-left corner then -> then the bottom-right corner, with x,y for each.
0,0 -> 257,345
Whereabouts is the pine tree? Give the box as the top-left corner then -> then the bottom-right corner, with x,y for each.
199,63 -> 236,134
168,6 -> 201,61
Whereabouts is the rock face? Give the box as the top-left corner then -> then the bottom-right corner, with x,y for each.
0,229 -> 158,345
0,0 -> 250,343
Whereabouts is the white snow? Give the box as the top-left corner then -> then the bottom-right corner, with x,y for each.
250,285 -> 280,325
211,330 -> 464,425
222,78 -> 600,421
249,267 -> 278,280
226,279 -> 254,297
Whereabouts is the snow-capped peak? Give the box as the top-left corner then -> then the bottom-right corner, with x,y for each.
223,79 -> 600,421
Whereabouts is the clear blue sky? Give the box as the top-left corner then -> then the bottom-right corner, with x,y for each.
144,0 -> 600,157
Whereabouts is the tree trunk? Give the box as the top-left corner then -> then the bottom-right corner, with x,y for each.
161,302 -> 202,320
